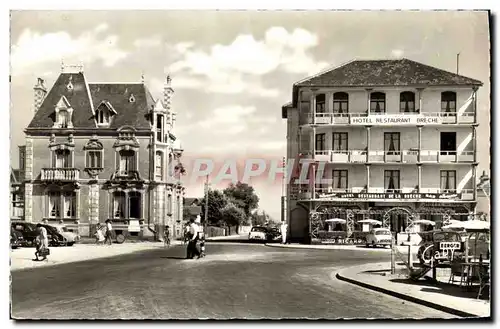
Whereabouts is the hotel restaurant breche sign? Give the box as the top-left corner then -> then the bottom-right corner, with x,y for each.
350,115 -> 441,125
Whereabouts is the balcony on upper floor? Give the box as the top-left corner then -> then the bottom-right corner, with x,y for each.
40,168 -> 80,182
293,186 -> 475,203
308,149 -> 475,164
305,111 -> 476,126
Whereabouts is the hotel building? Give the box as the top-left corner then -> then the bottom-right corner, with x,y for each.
282,59 -> 483,243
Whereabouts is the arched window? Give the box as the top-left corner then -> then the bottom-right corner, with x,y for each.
155,151 -> 163,180
129,192 -> 141,219
315,94 -> 326,113
59,110 -> 69,128
441,91 -> 457,113
156,114 -> 164,142
333,92 -> 349,114
96,104 -> 110,125
370,92 -> 386,113
113,191 -> 126,218
400,91 -> 416,113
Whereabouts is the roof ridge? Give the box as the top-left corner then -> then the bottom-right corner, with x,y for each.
294,58 -> 358,86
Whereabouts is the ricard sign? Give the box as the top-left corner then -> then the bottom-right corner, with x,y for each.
350,115 -> 442,125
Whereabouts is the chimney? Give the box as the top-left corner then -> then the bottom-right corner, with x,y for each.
34,78 -> 47,114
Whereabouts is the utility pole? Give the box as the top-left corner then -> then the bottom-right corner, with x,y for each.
456,53 -> 460,74
204,175 -> 209,234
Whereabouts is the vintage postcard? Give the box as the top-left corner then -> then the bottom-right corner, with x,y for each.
9,9 -> 491,320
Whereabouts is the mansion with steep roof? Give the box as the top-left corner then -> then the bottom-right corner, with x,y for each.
18,65 -> 185,240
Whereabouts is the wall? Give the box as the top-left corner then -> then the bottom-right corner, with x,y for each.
299,86 -> 475,116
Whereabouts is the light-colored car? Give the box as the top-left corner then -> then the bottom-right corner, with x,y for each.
248,226 -> 268,241
365,228 -> 392,247
50,225 -> 80,246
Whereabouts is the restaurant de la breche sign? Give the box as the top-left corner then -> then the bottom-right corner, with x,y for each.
350,115 -> 441,125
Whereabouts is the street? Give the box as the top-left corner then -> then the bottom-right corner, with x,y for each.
11,243 -> 455,319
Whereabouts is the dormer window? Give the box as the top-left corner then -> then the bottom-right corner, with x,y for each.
95,101 -> 116,127
53,96 -> 74,129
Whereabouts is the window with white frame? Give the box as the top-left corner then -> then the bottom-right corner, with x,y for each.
333,92 -> 349,114
86,150 -> 103,169
155,151 -> 163,180
53,149 -> 71,168
441,91 -> 457,113
118,150 -> 136,174
400,91 -> 416,113
47,191 -> 77,219
370,92 -> 386,113
113,191 -> 126,218
129,192 -> 142,219
315,94 -> 326,113
58,110 -> 69,128
332,170 -> 348,189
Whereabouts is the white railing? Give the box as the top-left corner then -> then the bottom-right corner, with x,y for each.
41,168 -> 79,181
310,149 -> 474,163
420,150 -> 475,163
304,111 -> 476,125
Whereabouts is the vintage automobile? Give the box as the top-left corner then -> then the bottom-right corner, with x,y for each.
46,224 -> 79,246
365,228 -> 392,247
10,227 -> 24,249
11,221 -> 39,246
248,226 -> 268,241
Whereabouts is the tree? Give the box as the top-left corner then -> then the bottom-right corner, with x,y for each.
251,210 -> 268,227
221,202 -> 246,235
223,182 -> 259,218
201,189 -> 228,227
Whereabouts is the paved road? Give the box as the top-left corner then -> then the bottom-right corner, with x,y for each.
11,243 -> 455,319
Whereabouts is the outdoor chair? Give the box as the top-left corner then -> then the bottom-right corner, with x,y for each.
477,265 -> 490,299
448,259 -> 467,286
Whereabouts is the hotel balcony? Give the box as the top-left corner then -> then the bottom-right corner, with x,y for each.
40,168 -> 80,181
294,186 -> 475,202
310,149 -> 475,164
305,112 -> 475,126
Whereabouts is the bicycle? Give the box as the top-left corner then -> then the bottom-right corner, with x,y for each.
164,236 -> 171,248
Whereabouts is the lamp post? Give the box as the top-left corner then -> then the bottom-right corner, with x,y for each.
204,175 -> 209,234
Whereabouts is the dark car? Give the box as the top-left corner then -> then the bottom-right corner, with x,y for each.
10,228 -> 24,249
11,221 -> 38,246
40,224 -> 68,247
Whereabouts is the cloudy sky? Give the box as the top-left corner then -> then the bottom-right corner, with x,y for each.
9,10 -> 490,220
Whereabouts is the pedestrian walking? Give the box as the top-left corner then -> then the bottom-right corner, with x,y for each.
95,224 -> 105,245
33,223 -> 49,261
104,220 -> 113,246
195,216 -> 206,258
163,225 -> 171,247
186,217 -> 201,259
280,221 -> 288,244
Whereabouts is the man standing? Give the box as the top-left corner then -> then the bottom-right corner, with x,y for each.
104,220 -> 113,246
186,217 -> 200,259
280,221 -> 288,244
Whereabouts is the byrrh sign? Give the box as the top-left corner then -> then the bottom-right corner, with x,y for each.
350,115 -> 442,125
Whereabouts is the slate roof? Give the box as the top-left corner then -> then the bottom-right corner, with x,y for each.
292,58 -> 483,105
27,72 -> 156,130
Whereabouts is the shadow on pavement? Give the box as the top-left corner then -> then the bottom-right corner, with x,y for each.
206,239 -> 267,244
390,277 -> 487,300
160,256 -> 188,260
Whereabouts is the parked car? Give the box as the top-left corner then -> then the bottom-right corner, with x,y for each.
266,227 -> 282,241
365,228 -> 392,247
40,224 -> 75,247
10,228 -> 24,249
248,226 -> 268,241
11,221 -> 39,246
49,225 -> 79,246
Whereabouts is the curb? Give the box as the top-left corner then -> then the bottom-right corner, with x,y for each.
335,272 -> 479,318
264,243 -> 394,251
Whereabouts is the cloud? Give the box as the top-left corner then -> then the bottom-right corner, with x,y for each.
391,49 -> 405,58
10,25 -> 128,75
133,35 -> 162,48
168,27 -> 327,97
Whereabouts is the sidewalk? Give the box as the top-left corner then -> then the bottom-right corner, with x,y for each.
336,262 -> 490,318
266,243 -> 416,253
206,234 -> 248,241
10,241 -> 181,271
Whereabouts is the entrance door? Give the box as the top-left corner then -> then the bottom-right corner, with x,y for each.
440,132 -> 456,155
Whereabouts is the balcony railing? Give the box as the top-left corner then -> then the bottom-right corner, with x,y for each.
294,186 -> 475,202
311,149 -> 474,163
41,168 -> 79,181
305,112 -> 476,125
